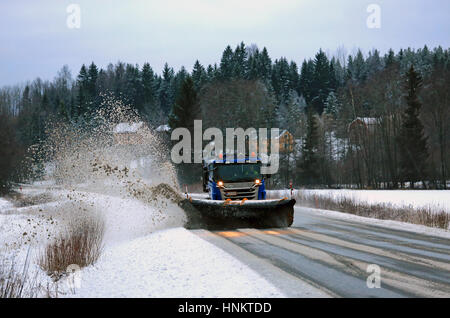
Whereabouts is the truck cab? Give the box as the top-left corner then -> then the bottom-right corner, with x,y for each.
202,156 -> 267,201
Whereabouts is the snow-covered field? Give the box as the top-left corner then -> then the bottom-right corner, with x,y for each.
271,189 -> 450,213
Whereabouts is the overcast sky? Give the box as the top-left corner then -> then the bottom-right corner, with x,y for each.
1,0 -> 449,86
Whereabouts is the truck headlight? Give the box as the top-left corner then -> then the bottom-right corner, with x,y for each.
255,179 -> 261,185
217,181 -> 224,187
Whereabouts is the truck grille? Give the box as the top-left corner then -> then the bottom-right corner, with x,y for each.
221,186 -> 257,200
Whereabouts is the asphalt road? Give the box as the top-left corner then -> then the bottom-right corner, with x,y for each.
192,206 -> 450,298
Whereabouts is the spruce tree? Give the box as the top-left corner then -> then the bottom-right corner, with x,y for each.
272,57 -> 291,104
398,65 -> 429,188
0,113 -> 17,193
87,62 -> 98,98
311,49 -> 331,114
219,45 -> 234,80
353,50 -> 367,83
258,47 -> 272,83
192,60 -> 207,92
141,63 -> 156,106
168,76 -> 202,184
299,108 -> 320,185
168,76 -> 201,133
324,91 -> 340,118
159,63 -> 175,116
385,49 -> 396,68
76,64 -> 89,117
299,59 -> 314,104
232,42 -> 248,78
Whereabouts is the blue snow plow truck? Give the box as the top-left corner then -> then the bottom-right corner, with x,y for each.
183,155 -> 295,229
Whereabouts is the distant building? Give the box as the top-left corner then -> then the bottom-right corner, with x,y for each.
277,130 -> 295,153
155,124 -> 170,133
113,122 -> 145,145
348,117 -> 379,133
348,117 -> 381,145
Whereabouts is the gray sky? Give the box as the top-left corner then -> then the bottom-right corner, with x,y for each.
1,0 -> 449,86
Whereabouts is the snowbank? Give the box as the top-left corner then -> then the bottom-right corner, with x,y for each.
295,206 -> 450,239
0,197 -> 13,211
66,228 -> 285,298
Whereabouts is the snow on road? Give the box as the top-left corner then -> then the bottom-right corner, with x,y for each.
67,228 -> 285,298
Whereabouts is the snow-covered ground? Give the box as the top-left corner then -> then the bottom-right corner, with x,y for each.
68,228 -> 285,298
0,186 -> 289,298
271,189 -> 450,213
295,207 -> 450,239
3,183 -> 449,298
0,197 -> 13,211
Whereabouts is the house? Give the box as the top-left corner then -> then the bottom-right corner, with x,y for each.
348,117 -> 381,145
348,117 -> 379,133
155,124 -> 170,133
113,122 -> 145,145
277,130 -> 295,153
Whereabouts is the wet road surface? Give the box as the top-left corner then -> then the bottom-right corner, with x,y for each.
192,207 -> 450,297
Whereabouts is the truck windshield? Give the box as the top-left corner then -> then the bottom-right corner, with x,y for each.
215,163 -> 261,182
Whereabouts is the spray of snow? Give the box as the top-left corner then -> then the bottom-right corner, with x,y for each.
21,95 -> 187,247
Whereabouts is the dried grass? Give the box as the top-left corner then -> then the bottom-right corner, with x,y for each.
0,250 -> 39,298
269,191 -> 449,229
38,216 -> 104,279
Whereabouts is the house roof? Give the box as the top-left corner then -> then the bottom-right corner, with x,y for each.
155,124 -> 170,132
355,117 -> 378,125
275,130 -> 291,139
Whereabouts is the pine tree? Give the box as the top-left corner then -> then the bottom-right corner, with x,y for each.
299,59 -> 314,104
168,76 -> 201,133
272,57 -> 291,104
246,47 -> 260,80
385,49 -> 396,69
219,45 -> 234,80
398,65 -> 429,188
258,47 -> 272,83
76,64 -> 89,117
232,42 -> 248,78
289,61 -> 300,95
298,108 -> 320,185
206,64 -> 218,81
159,63 -> 175,116
141,63 -> 163,126
328,58 -> 338,92
353,50 -> 367,83
285,91 -> 303,136
366,49 -> 383,78
87,62 -> 98,98
324,91 -> 340,118
192,60 -> 207,92
123,64 -> 141,111
0,113 -> 18,193
311,49 -> 331,114
141,63 -> 156,106
57,98 -> 69,121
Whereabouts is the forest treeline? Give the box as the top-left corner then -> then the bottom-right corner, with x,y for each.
0,43 -> 449,191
